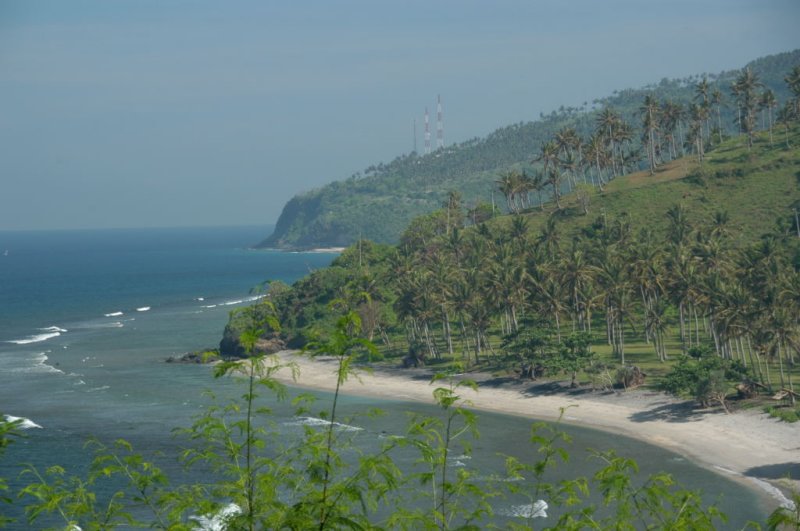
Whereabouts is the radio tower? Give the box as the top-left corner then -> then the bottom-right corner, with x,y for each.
424,107 -> 431,154
436,94 -> 444,149
413,118 -> 417,153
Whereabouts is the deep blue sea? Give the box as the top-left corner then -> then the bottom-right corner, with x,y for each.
0,226 -> 769,528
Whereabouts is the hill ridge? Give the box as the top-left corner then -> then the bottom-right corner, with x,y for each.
260,49 -> 800,249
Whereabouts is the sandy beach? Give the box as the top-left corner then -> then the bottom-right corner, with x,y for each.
266,351 -> 799,511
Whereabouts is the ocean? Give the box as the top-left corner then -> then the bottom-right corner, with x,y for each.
0,226 -> 768,528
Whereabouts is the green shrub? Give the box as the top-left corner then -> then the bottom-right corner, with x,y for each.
764,405 -> 800,423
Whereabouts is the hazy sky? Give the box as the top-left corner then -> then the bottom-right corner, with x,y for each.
1,0 -> 798,231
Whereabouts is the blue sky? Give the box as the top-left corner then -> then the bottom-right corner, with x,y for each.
1,0 -> 798,230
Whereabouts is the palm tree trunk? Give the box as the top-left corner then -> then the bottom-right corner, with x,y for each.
694,307 -> 702,345
474,329 -> 481,364
442,306 -> 453,357
679,302 -> 687,354
554,311 -> 562,344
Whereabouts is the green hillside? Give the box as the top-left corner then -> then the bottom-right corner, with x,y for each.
492,132 -> 800,247
260,49 -> 800,249
223,120 -> 800,432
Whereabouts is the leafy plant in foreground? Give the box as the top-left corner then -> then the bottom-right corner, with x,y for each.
2,312 -> 797,528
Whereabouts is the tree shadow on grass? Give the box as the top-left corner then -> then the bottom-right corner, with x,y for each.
628,401 -> 710,423
518,380 -> 608,397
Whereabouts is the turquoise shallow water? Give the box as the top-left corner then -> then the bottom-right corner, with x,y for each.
0,226 -> 770,527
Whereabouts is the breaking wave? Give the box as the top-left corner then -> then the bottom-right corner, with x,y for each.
190,502 -> 241,530
499,500 -> 548,519
7,326 -> 67,345
10,352 -> 65,374
3,414 -> 43,430
286,416 -> 363,432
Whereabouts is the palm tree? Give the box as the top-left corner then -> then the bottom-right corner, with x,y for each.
534,140 -> 560,189
776,102 -> 795,149
496,170 -> 521,214
784,65 -> 800,116
529,171 -> 547,210
596,247 -> 634,364
687,103 -> 707,162
666,203 -> 691,245
559,240 -> 596,333
640,94 -> 660,174
711,89 -> 725,145
759,89 -> 777,146
660,100 -> 683,160
732,67 -> 763,149
536,217 -> 560,260
596,107 -> 622,176
584,132 -> 609,190
694,77 -> 712,140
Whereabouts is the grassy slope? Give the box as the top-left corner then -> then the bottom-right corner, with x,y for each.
491,127 -> 800,247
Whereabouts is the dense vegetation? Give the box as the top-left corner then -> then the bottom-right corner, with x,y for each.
2,56 -> 799,531
260,49 -> 800,249
232,63 -> 800,420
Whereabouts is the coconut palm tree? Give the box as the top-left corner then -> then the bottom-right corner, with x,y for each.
711,89 -> 725,145
596,247 -> 634,364
694,77 -> 712,140
496,171 -> 521,214
559,240 -> 597,333
687,104 -> 707,162
759,89 -> 777,146
640,94 -> 660,174
784,65 -> 800,116
776,102 -> 795,149
732,67 -> 763,149
660,100 -> 684,160
596,107 -> 623,176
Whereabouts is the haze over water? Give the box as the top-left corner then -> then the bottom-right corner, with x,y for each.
0,226 -> 767,526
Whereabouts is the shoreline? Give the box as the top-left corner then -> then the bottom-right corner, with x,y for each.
266,351 -> 799,513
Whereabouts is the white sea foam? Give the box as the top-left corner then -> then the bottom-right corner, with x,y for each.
203,304 -> 218,309
86,385 -> 110,392
499,500 -> 548,519
7,331 -> 62,345
6,352 -> 63,375
196,297 -> 205,301
104,311 -> 124,317
447,454 -> 471,468
19,352 -> 64,374
286,416 -> 363,432
748,477 -> 797,511
136,306 -> 151,312
40,326 -> 68,333
715,466 -> 797,511
4,414 -> 43,430
190,502 -> 242,530
220,295 -> 264,307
